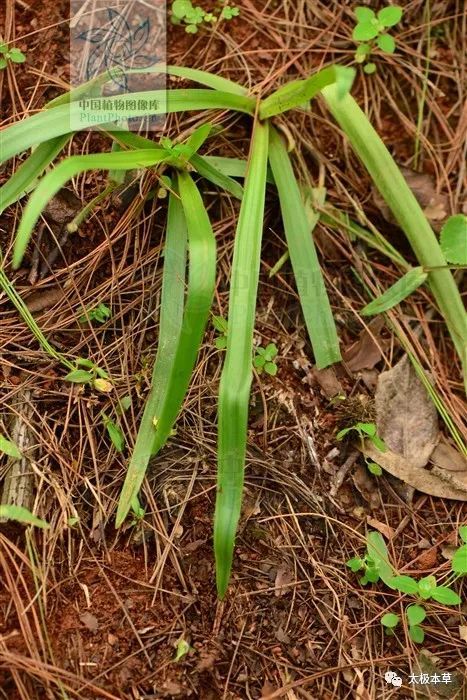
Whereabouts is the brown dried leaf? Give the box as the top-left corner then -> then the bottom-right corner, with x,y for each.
44,188 -> 81,225
274,565 -> 294,597
79,611 -> 99,632
362,443 -> 467,500
366,517 -> 394,540
372,166 -> 449,231
375,356 -> 439,469
343,317 -> 387,372
311,366 -> 343,398
430,439 -> 467,473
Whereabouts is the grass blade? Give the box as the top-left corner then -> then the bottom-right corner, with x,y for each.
322,85 -> 467,384
269,127 -> 341,367
0,134 -> 71,213
0,90 -> 256,165
361,267 -> 428,316
260,65 -> 355,120
116,188 -> 188,526
190,153 -> 244,200
0,504 -> 49,529
12,149 -> 171,268
116,172 -> 216,526
215,120 -> 269,598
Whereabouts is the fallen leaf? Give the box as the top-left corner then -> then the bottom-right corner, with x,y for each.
352,463 -> 380,509
362,444 -> 467,500
79,611 -> 98,632
260,680 -> 278,699
374,355 -> 439,469
366,516 -> 394,540
430,439 -> 467,473
44,188 -> 81,225
274,565 -> 294,597
311,366 -> 343,398
459,626 -> 467,642
372,167 -> 449,232
343,317 -> 388,372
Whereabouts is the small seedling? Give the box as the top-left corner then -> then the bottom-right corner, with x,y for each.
173,637 -> 192,662
0,42 -> 26,70
352,6 -> 403,74
64,357 -> 111,392
336,421 -> 386,475
253,343 -> 278,376
78,302 -> 111,324
348,529 -> 466,645
101,412 -> 125,452
0,434 -> 21,459
170,0 -> 239,34
212,315 -> 228,349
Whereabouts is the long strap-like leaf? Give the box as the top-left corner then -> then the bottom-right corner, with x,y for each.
12,149 -> 171,268
322,84 -> 467,382
115,189 -> 187,526
0,90 -> 256,165
115,172 -> 216,526
215,120 -> 269,598
269,127 -> 341,368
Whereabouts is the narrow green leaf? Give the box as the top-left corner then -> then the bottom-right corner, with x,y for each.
116,189 -> 187,526
362,268 -> 428,317
0,504 -> 49,528
0,134 -> 71,213
259,66 -> 355,120
389,575 -> 419,594
321,85 -> 467,378
116,173 -> 216,525
105,420 -> 125,452
367,461 -> 382,476
0,90 -> 256,166
406,604 -> 426,626
431,586 -> 461,605
190,153 -> 244,199
381,612 -> 400,628
459,527 -> 467,544
215,120 -> 269,598
12,149 -> 170,268
367,531 -> 396,587
268,127 -> 341,367
440,214 -> 467,265
0,434 -> 21,459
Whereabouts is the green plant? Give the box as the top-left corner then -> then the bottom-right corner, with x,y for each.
348,530 -> 466,645
253,343 -> 278,376
65,358 -> 111,392
352,6 -> 403,74
337,421 -> 387,475
440,214 -> 467,265
0,504 -> 49,528
0,42 -> 25,70
212,315 -> 228,349
1,62 -> 466,599
0,434 -> 22,459
171,1 -> 239,34
78,302 -> 111,324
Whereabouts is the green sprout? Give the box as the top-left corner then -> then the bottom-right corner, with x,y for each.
213,315 -> 228,349
78,302 -> 111,324
171,1 -> 239,34
352,6 -> 403,74
336,421 -> 387,475
253,343 -> 279,376
348,530 -> 466,645
0,42 -> 26,70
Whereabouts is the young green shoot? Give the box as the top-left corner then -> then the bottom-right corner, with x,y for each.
352,6 -> 403,74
